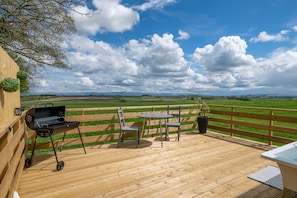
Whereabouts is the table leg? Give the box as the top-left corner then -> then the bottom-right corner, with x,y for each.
148,119 -> 150,135
165,123 -> 169,141
141,118 -> 146,137
141,118 -> 151,137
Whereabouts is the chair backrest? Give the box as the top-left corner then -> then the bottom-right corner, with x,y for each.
167,105 -> 181,123
117,107 -> 126,129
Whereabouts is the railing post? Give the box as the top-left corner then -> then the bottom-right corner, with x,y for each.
81,109 -> 85,138
231,107 -> 235,137
269,110 -> 274,145
81,109 -> 85,126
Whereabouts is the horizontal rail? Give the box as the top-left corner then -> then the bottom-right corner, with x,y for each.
208,104 -> 297,145
24,104 -> 297,153
0,113 -> 27,198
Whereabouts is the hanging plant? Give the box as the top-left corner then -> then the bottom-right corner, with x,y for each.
0,78 -> 19,92
17,70 -> 28,80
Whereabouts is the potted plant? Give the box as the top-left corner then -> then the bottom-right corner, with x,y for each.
195,97 -> 210,133
17,70 -> 28,80
0,77 -> 19,92
17,70 -> 29,93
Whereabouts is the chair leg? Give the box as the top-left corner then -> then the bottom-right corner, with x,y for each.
118,131 -> 123,148
165,126 -> 169,141
178,127 -> 180,141
135,130 -> 137,148
137,130 -> 140,146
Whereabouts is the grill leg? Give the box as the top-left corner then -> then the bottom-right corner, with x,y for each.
77,127 -> 87,154
48,131 -> 60,164
49,131 -> 64,171
59,131 -> 67,152
31,133 -> 38,160
25,133 -> 38,168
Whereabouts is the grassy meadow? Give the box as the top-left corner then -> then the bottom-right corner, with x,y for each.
21,95 -> 297,109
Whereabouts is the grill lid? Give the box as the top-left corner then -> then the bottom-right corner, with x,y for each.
25,106 -> 66,130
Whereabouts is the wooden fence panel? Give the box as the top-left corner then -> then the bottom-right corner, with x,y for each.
0,47 -> 21,125
0,113 -> 27,198
209,104 -> 297,145
25,104 -> 297,155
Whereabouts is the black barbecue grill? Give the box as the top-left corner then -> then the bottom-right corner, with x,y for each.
25,105 -> 86,171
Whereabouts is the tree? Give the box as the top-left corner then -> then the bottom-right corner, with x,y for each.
0,0 -> 86,69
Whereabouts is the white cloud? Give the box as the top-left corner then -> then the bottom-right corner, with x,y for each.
125,33 -> 193,77
177,30 -> 190,40
292,26 -> 297,32
66,35 -> 139,75
133,0 -> 178,11
33,32 -> 198,94
31,67 -> 98,94
29,0 -> 297,96
33,28 -> 297,95
79,76 -> 95,86
34,79 -> 48,87
122,79 -> 136,85
254,48 -> 297,87
72,0 -> 139,35
250,30 -> 288,43
190,35 -> 297,93
193,36 -> 255,72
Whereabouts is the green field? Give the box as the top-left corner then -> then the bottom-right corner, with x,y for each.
21,95 -> 297,109
21,95 -> 195,108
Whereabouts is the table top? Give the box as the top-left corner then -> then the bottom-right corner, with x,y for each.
138,113 -> 172,119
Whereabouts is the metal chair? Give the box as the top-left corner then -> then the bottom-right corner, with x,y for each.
117,107 -> 140,148
165,105 -> 181,141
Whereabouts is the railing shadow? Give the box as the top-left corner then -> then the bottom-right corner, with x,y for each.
203,131 -> 275,151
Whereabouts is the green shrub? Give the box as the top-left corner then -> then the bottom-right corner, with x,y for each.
0,78 -> 19,92
17,70 -> 28,80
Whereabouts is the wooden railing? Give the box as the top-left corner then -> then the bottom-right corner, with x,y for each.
2,104 -> 297,197
0,113 -> 27,198
209,104 -> 297,145
25,105 -> 197,151
25,104 -> 297,153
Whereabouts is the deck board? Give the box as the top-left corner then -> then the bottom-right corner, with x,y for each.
17,132 -> 284,198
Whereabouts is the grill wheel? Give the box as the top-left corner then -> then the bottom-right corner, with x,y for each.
25,158 -> 33,168
57,161 -> 64,171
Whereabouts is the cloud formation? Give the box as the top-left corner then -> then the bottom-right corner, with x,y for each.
250,30 -> 288,43
177,30 -> 190,40
30,0 -> 297,96
133,0 -> 178,11
72,0 -> 140,34
193,36 -> 255,71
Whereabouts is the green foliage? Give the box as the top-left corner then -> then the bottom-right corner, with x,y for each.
6,52 -> 32,92
0,0 -> 84,68
0,77 -> 19,92
21,95 -> 195,109
206,98 -> 297,109
17,70 -> 28,80
195,97 -> 210,117
19,79 -> 29,93
16,70 -> 29,93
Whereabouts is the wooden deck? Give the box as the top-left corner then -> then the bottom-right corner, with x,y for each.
17,132 -> 287,198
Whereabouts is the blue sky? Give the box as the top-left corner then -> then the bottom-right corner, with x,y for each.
31,0 -> 297,96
